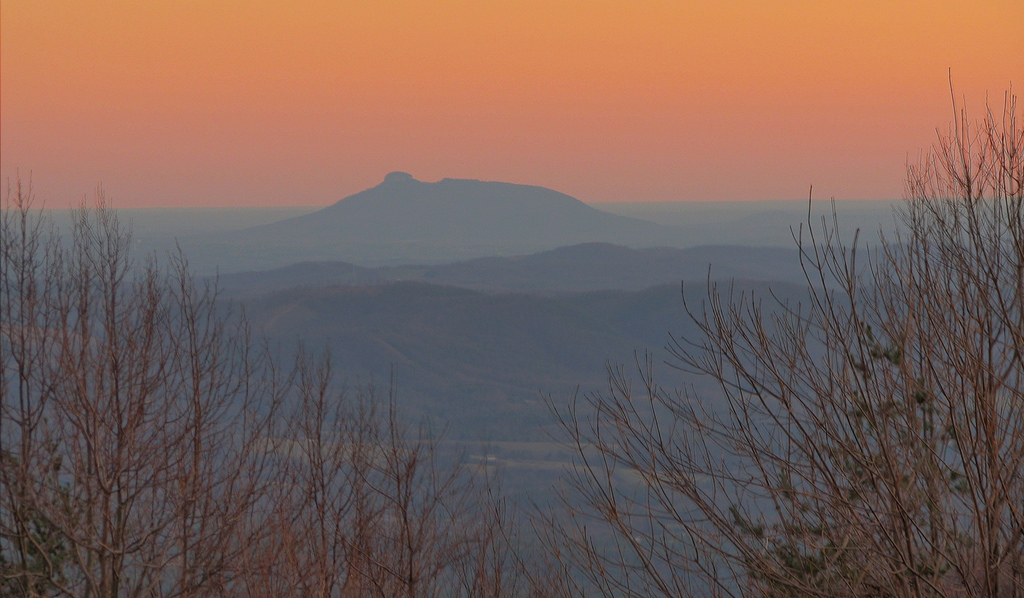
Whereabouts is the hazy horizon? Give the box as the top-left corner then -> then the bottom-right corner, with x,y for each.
3,2 -> 1020,208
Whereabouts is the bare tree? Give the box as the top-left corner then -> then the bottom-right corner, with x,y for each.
1,179 -> 68,596
2,188 -> 546,597
241,353 -> 543,598
1,188 -> 286,597
546,86 -> 1024,597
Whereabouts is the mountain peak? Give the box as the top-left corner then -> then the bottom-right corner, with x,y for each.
382,171 -> 417,184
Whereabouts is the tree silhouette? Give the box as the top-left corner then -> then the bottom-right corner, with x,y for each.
546,86 -> 1023,597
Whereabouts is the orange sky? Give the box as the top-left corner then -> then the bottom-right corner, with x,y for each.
2,1 -> 1022,207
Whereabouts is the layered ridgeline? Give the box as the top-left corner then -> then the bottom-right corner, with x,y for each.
215,242 -> 804,297
240,278 -> 809,441
187,172 -> 683,272
224,240 -> 810,441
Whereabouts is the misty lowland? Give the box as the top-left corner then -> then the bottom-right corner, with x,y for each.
4,93 -> 1023,597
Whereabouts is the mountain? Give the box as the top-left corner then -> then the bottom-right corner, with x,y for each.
255,172 -> 675,243
194,173 -> 684,271
416,242 -> 803,292
215,242 -> 805,297
243,279 -> 809,440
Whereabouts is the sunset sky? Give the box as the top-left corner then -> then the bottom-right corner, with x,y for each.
2,1 -> 1022,208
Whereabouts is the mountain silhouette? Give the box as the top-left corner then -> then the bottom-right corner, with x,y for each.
206,173 -> 684,269
277,171 -> 670,241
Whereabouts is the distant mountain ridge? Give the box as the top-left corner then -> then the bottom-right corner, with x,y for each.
202,173 -> 685,270
241,277 -> 810,440
215,242 -> 804,297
